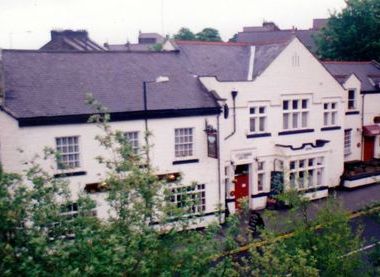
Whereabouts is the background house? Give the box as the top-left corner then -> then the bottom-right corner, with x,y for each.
40,30 -> 105,51
236,19 -> 327,53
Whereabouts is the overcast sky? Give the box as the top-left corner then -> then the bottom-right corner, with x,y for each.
0,0 -> 346,49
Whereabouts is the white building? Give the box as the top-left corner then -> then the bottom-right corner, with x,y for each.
177,38 -> 346,212
1,36 -> 379,225
323,61 -> 380,188
0,50 -> 222,226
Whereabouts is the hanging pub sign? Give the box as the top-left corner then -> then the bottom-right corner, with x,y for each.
207,130 -> 218,159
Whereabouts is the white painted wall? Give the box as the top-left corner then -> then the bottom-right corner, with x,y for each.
201,38 -> 346,211
342,74 -> 362,161
0,111 -> 222,223
363,93 -> 380,159
2,37 -> 372,225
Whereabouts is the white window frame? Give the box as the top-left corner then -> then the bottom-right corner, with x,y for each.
60,202 -> 97,219
249,106 -> 267,134
56,136 -> 81,170
347,89 -> 356,110
288,156 -> 325,190
125,131 -> 140,154
60,202 -> 79,220
174,128 -> 194,159
169,184 -> 206,214
344,129 -> 352,156
257,161 -> 265,192
323,102 -> 338,127
282,99 -> 309,131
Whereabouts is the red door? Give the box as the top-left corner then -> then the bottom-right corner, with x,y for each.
235,174 -> 249,210
363,136 -> 375,161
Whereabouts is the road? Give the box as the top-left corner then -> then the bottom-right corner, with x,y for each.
262,183 -> 380,234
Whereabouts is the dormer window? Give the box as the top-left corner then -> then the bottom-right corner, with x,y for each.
348,89 -> 356,110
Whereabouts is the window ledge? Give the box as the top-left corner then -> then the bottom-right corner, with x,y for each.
278,129 -> 314,136
321,126 -> 341,131
246,132 -> 272,139
298,186 -> 329,194
172,159 -> 199,165
251,192 -> 269,198
54,171 -> 87,178
345,110 -> 360,115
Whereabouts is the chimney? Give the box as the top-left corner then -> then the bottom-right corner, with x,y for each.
312,19 -> 328,30
51,30 -> 89,41
262,22 -> 280,31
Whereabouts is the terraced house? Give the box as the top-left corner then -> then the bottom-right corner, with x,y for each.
0,31 -> 379,226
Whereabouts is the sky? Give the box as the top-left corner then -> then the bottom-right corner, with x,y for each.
0,0 -> 347,49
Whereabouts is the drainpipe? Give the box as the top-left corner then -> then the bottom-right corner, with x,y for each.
224,90 -> 238,140
216,113 -> 222,223
361,94 -> 365,160
143,81 -> 150,166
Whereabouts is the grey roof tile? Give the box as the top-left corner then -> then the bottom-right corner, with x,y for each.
237,29 -> 319,53
323,61 -> 380,92
176,40 -> 288,81
2,50 -> 217,119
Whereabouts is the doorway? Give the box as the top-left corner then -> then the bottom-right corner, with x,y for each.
363,136 -> 375,161
234,164 -> 249,210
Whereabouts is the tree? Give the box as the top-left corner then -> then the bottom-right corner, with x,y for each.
173,27 -> 196,41
316,0 -> 380,61
228,33 -> 238,43
196,28 -> 223,42
239,192 -> 365,276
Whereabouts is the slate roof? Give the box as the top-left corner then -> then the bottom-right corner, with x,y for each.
138,32 -> 165,41
105,43 -> 155,51
40,30 -> 105,52
323,61 -> 380,92
176,41 -> 250,81
1,50 -> 218,120
105,33 -> 165,51
237,29 -> 319,53
176,40 -> 289,81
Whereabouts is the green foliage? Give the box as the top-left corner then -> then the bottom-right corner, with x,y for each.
151,43 -> 163,51
250,194 -> 364,277
316,0 -> 380,61
228,33 -> 238,42
247,243 -> 319,276
173,27 -> 223,42
196,28 -> 223,42
369,244 -> 380,275
173,27 -> 196,40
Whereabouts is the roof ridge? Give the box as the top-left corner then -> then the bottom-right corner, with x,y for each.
1,49 -> 180,54
175,40 -> 249,46
238,29 -> 312,34
322,61 -> 373,64
175,39 -> 290,47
